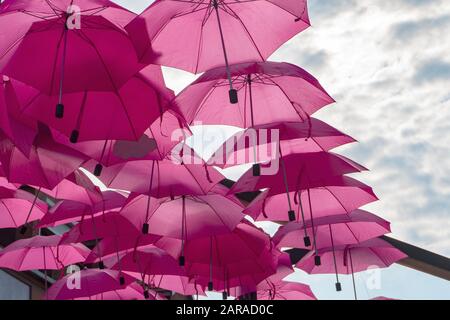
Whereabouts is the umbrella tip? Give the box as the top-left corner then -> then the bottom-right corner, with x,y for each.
142,223 -> 149,234
222,291 -> 228,300
208,281 -> 213,291
178,256 -> 185,267
335,282 -> 342,292
314,255 -> 321,266
303,236 -> 311,247
252,164 -> 261,177
288,210 -> 296,222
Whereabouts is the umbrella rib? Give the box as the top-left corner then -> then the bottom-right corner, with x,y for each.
219,4 -> 265,61
0,200 -> 17,227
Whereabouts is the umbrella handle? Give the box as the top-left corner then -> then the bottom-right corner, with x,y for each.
212,0 -> 237,104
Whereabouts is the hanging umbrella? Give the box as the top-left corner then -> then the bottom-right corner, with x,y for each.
38,190 -> 127,228
273,210 -> 391,250
297,238 -> 408,294
47,269 -> 135,300
87,159 -> 224,197
107,246 -> 186,278
0,235 -> 90,271
244,176 -> 378,222
19,64 -> 175,144
75,283 -> 163,300
0,127 -> 88,190
52,109 -> 189,176
0,186 -> 48,228
0,0 -> 141,124
126,0 -> 310,102
173,61 -> 333,124
119,193 -> 244,240
210,119 -> 354,168
0,75 -> 38,156
155,221 -> 279,295
229,152 -> 366,223
256,281 -> 316,300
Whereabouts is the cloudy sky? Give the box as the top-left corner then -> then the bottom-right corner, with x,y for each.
114,0 -> 450,299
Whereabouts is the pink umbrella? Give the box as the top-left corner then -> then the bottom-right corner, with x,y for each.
256,281 -> 316,300
173,61 -> 333,124
155,221 -> 279,296
211,119 -> 354,168
53,109 -> 189,177
230,152 -> 367,223
75,283 -> 163,300
38,190 -> 127,227
145,274 -> 205,297
47,269 -> 135,300
19,65 -> 175,144
0,127 -> 88,190
0,186 -> 48,228
244,176 -> 378,222
126,1 -> 309,102
85,234 -> 162,264
0,235 -> 90,271
0,0 -> 141,125
119,193 -> 244,244
107,246 -> 186,279
88,159 -> 224,197
297,238 -> 408,295
0,75 -> 38,156
273,210 -> 391,250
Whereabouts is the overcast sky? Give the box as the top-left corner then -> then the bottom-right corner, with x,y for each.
113,0 -> 450,299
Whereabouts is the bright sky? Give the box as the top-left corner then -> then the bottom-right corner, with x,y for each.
113,0 -> 450,299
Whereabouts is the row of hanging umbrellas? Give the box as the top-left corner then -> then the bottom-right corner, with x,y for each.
0,0 -> 406,300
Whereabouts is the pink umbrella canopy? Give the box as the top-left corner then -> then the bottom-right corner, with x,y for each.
126,1 -> 309,78
256,281 -> 316,300
106,246 -> 186,279
210,119 -> 355,168
229,152 -> 367,196
38,190 -> 127,228
244,176 -> 378,222
19,65 -> 176,143
0,0 -> 139,94
47,269 -> 135,300
0,235 -> 90,271
0,75 -> 38,156
88,159 -> 224,197
75,283 -> 163,300
273,210 -> 391,250
0,128 -> 88,190
174,61 -> 334,125
119,193 -> 244,238
0,186 -> 48,228
296,238 -> 408,292
155,222 -> 279,293
52,109 -> 189,176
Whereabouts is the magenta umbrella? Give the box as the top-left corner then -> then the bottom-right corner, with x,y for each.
0,0 -> 142,125
256,281 -> 316,300
126,1 -> 309,102
211,119 -> 354,168
75,283 -> 163,300
38,190 -> 127,228
0,235 -> 90,271
273,210 -> 391,250
244,176 -> 378,222
0,75 -> 38,156
107,246 -> 186,279
0,128 -> 88,190
173,61 -> 333,124
47,269 -> 135,300
0,186 -> 48,228
53,109 -> 189,177
19,65 -> 175,144
88,159 -> 224,197
119,193 -> 244,244
297,238 -> 408,296
155,221 -> 279,296
230,152 -> 367,223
